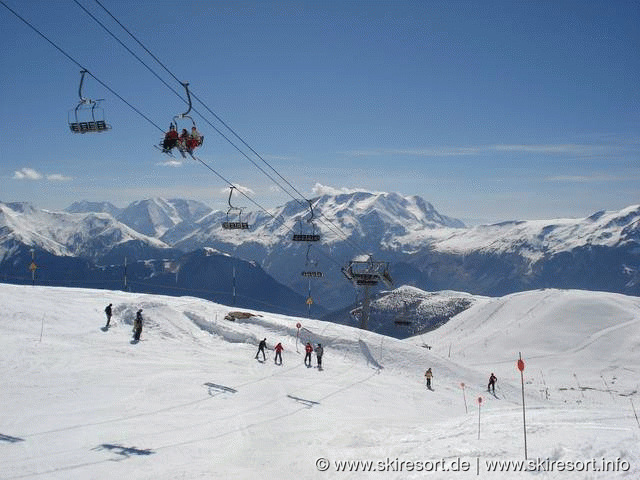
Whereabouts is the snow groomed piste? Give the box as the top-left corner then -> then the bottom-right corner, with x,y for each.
1,284 -> 638,479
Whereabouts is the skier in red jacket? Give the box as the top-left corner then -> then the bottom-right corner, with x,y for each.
162,125 -> 178,153
304,342 -> 313,367
274,342 -> 284,365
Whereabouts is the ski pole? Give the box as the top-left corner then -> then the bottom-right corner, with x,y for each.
631,399 -> 640,429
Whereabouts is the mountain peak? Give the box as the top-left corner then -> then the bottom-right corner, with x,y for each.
117,198 -> 213,239
66,200 -> 121,217
306,188 -> 465,243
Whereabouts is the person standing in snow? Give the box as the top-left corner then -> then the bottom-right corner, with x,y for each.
133,309 -> 143,342
304,342 -> 313,367
104,303 -> 113,328
255,338 -> 267,361
425,368 -> 433,389
488,373 -> 497,394
315,343 -> 324,369
274,342 -> 284,365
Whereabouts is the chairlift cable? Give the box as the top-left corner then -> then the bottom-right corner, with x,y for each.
87,0 -> 372,257
2,0 -> 350,307
0,1 -> 299,247
91,0 -> 309,205
84,0 -> 309,208
6,0 -> 379,275
69,0 -> 308,236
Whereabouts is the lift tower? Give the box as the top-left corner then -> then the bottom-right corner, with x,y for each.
342,256 -> 393,330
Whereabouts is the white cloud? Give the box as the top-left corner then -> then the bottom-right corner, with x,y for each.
13,168 -> 72,182
156,160 -> 183,167
46,174 -> 73,182
13,168 -> 43,180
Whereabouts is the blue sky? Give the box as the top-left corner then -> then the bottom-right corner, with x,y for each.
1,0 -> 638,223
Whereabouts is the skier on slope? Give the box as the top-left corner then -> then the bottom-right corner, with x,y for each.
315,343 -> 324,370
255,338 -> 267,361
104,303 -> 113,328
133,309 -> 143,342
425,368 -> 433,389
488,373 -> 497,395
304,342 -> 313,367
274,342 -> 284,365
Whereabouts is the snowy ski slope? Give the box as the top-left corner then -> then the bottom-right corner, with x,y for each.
1,284 -> 638,479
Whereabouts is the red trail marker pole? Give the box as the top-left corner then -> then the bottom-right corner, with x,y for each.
518,352 -> 528,460
477,396 -> 483,440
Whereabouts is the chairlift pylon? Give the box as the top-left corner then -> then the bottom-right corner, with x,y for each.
341,255 -> 393,288
341,255 -> 393,331
292,200 -> 320,242
68,70 -> 111,134
222,186 -> 249,230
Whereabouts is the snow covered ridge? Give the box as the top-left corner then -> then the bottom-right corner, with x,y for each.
6,194 -> 640,259
38,195 -> 640,257
427,204 -> 640,259
2,194 -> 640,310
1,284 -> 638,479
0,201 -> 167,260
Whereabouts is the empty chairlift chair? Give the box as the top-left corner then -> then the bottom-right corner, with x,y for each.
68,70 -> 111,134
222,186 -> 250,230
292,200 -> 320,242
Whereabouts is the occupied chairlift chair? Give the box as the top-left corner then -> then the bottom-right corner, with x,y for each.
171,82 -> 202,138
161,82 -> 204,157
68,70 -> 111,134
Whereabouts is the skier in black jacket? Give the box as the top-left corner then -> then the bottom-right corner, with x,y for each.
315,343 -> 324,369
488,373 -> 497,394
255,338 -> 267,361
104,303 -> 113,328
133,309 -> 143,342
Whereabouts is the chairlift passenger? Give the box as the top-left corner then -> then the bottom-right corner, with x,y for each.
162,124 -> 179,152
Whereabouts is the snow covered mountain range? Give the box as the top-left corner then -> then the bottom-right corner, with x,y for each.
1,190 -> 639,317
0,201 -> 168,259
